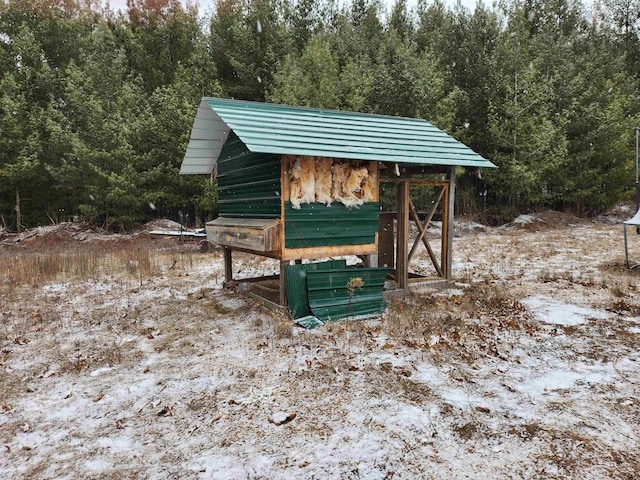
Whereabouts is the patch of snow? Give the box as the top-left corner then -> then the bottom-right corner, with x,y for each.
433,288 -> 465,297
85,458 -> 112,472
514,214 -> 535,224
42,283 -> 70,292
523,295 -> 611,326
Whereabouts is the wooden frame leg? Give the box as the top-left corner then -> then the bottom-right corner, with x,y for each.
625,224 -> 630,269
397,180 -> 410,290
444,167 -> 456,280
364,254 -> 379,268
224,248 -> 232,283
279,260 -> 289,306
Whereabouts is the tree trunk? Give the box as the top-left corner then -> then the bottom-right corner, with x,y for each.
15,190 -> 21,234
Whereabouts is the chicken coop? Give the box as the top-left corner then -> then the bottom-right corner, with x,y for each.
180,98 -> 495,321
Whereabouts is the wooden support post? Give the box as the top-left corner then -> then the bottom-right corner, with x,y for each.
279,260 -> 289,306
223,248 -> 233,282
444,167 -> 456,279
378,212 -> 395,269
396,180 -> 410,290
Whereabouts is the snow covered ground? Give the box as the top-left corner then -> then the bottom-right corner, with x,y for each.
1,213 -> 639,479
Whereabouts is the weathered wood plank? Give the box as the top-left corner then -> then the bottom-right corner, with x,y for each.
283,242 -> 377,261
279,260 -> 288,306
207,219 -> 282,252
378,212 -> 395,269
208,217 -> 279,228
445,167 -> 456,279
224,248 -> 232,282
396,181 -> 410,290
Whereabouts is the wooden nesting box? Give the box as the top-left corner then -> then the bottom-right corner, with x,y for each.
206,217 -> 281,252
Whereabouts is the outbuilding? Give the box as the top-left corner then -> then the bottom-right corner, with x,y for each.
180,98 -> 495,318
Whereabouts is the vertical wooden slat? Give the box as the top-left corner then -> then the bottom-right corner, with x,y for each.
279,154 -> 288,304
224,248 -> 233,282
444,167 -> 456,279
368,161 -> 380,202
279,260 -> 289,306
378,211 -> 395,269
280,155 -> 287,259
441,186 -> 448,279
396,180 -> 410,290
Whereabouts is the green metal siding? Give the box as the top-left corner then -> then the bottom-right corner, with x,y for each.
306,268 -> 390,322
285,260 -> 347,319
180,98 -> 496,175
284,202 -> 379,248
217,133 -> 281,218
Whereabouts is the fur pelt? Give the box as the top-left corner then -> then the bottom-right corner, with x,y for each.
341,165 -> 369,207
361,171 -> 377,202
289,157 -> 303,209
331,162 -> 350,205
331,163 -> 370,208
291,157 -> 374,208
289,157 -> 316,209
314,158 -> 333,206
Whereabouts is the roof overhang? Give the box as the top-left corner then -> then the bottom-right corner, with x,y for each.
179,99 -> 231,174
180,98 -> 497,175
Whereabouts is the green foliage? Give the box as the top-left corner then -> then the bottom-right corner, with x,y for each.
269,35 -> 340,108
0,0 -> 639,230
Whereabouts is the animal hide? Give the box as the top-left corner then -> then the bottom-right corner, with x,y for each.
289,157 -> 315,209
361,170 -> 377,202
331,162 -> 350,205
291,157 -> 375,208
341,165 -> 369,207
299,157 -> 316,205
289,157 -> 303,209
330,163 -> 371,208
314,158 -> 333,206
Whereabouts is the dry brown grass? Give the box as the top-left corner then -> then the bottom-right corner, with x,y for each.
1,241 -> 148,286
382,284 -> 536,364
273,311 -> 294,339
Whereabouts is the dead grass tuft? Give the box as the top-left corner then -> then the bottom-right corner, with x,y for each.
606,298 -> 640,317
455,421 -> 479,440
273,312 -> 294,340
600,260 -> 640,277
510,422 -> 543,441
531,428 -> 640,479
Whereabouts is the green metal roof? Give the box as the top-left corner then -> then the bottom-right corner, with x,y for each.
180,97 -> 496,175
